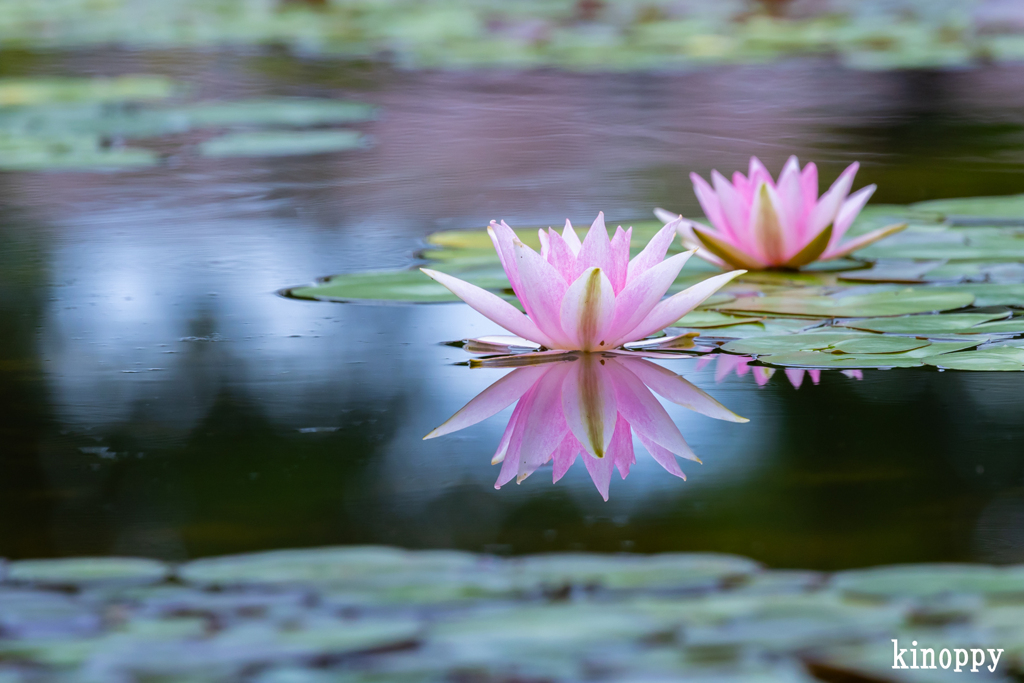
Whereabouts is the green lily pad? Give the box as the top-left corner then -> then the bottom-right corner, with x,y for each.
673,310 -> 764,328
834,564 -> 1024,599
718,288 -> 974,318
176,99 -> 376,128
837,312 -> 1010,335
0,76 -> 175,106
923,346 -> 1024,371
0,134 -> 157,170
911,193 -> 1024,220
7,557 -> 171,587
829,337 -> 929,354
285,267 -> 513,304
722,333 -> 868,356
759,351 -> 924,369
200,130 -> 369,157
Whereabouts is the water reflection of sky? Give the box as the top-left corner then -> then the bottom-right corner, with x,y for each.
4,54 -> 1024,565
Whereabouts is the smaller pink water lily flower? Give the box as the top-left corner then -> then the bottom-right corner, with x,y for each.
655,157 -> 906,270
424,354 -> 746,500
422,213 -> 745,352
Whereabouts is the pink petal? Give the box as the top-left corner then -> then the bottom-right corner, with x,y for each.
608,226 -> 631,293
675,221 -> 728,269
575,212 -> 612,279
627,221 -> 680,280
748,157 -> 774,191
421,268 -> 556,348
583,448 -> 616,501
731,171 -> 750,197
493,384 -> 534,484
831,184 -> 876,244
841,369 -> 864,380
610,250 -> 695,346
809,369 -> 821,385
800,162 -> 819,224
748,182 -> 788,265
609,415 -> 635,479
424,364 -> 548,439
712,170 -> 750,243
562,354 -> 618,458
559,267 -> 617,351
614,270 -> 745,346
785,368 -> 806,389
636,433 -> 687,480
654,207 -> 681,224
515,362 -> 571,483
753,367 -> 775,386
619,357 -> 748,423
690,173 -> 730,239
606,359 -> 698,462
806,162 -> 858,239
552,433 -> 581,483
538,228 -> 550,260
775,155 -> 804,237
546,228 -> 578,284
562,219 -> 582,255
488,221 -> 526,304
512,239 -> 574,348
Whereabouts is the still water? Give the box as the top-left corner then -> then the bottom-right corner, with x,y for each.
2,51 -> 1024,568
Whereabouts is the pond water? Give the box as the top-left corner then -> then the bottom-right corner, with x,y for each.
2,50 -> 1024,569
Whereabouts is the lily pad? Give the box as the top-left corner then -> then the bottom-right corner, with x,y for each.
829,337 -> 929,354
834,564 -> 1024,599
7,558 -> 171,587
759,352 -> 924,369
284,267 -> 513,304
0,134 -> 157,170
722,333 -> 869,356
837,312 -> 1010,335
200,130 -> 369,157
718,288 -> 974,318
673,311 -> 764,328
0,76 -> 175,106
923,346 -> 1024,371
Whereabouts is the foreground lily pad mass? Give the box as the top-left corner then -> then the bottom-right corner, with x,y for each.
289,193 -> 1024,371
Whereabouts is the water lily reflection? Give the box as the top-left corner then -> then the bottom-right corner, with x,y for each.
425,353 -> 746,500
695,354 -> 863,388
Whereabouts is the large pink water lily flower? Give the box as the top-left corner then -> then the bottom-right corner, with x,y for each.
422,213 -> 745,352
425,354 -> 746,500
655,157 -> 906,270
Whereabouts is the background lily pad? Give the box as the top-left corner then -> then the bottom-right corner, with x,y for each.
199,130 -> 369,158
717,289 -> 974,318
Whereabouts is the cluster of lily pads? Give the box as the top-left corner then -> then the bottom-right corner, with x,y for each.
2,0 -> 1022,71
0,76 -> 374,171
289,192 -> 1024,372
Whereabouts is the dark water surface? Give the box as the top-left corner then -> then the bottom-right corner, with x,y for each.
2,51 -> 1024,569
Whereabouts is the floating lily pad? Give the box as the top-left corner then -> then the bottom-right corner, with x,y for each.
7,558 -> 171,587
0,76 -> 175,106
722,333 -> 868,356
923,346 -> 1024,371
718,288 -> 974,318
759,352 -> 924,369
834,564 -> 1024,599
837,312 -> 1010,335
0,134 -> 157,170
285,267 -> 512,304
200,130 -> 369,157
829,337 -> 929,354
673,311 -> 764,328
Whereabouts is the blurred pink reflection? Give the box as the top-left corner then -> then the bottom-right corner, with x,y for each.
696,355 -> 863,388
425,353 -> 746,500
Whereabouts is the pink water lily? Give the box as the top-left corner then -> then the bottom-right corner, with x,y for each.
422,213 -> 745,351
424,354 -> 746,500
655,157 -> 906,270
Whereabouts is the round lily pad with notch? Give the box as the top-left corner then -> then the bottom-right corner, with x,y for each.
722,333 -> 869,356
718,288 -> 974,318
284,268 -> 513,304
829,337 -> 930,354
923,347 -> 1024,371
837,312 -> 1010,335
